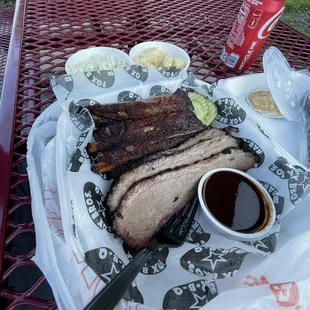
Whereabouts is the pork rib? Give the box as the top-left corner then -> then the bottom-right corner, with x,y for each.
90,111 -> 205,154
88,88 -> 193,122
88,89 -> 209,174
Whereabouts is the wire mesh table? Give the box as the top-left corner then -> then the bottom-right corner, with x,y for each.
0,0 -> 309,309
0,9 -> 14,98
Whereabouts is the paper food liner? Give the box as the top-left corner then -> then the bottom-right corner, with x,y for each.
30,65 -> 310,309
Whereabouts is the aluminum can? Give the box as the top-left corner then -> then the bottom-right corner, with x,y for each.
221,0 -> 285,71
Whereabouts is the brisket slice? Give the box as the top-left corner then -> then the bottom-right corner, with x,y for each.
104,130 -> 201,179
114,148 -> 257,249
92,131 -> 202,174
88,89 -> 193,122
144,126 -> 239,161
105,126 -> 239,179
107,130 -> 240,211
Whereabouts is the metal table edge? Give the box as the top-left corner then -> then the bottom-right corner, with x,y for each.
0,0 -> 26,280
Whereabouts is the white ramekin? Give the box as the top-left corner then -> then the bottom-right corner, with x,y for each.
129,41 -> 190,71
65,47 -> 132,74
198,168 -> 276,242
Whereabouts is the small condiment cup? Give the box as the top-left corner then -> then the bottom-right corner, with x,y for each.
198,168 -> 276,242
129,41 -> 190,71
245,88 -> 284,119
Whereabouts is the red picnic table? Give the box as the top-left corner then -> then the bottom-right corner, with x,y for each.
0,0 -> 309,308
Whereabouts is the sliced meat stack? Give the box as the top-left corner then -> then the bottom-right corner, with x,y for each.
107,127 -> 239,212
114,148 -> 257,248
107,127 -> 258,249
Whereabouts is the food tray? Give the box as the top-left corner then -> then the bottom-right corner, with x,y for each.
25,67 -> 310,309
1,0 -> 310,308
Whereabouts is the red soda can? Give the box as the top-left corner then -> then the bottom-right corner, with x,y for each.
221,0 -> 285,71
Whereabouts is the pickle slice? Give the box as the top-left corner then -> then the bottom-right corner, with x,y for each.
188,92 -> 218,126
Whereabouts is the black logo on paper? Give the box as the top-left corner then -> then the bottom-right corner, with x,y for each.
157,66 -> 181,78
85,247 -> 144,304
202,83 -> 217,98
257,124 -> 271,140
182,72 -> 199,88
288,168 -> 310,206
269,157 -> 310,206
162,280 -> 218,310
76,130 -> 89,148
69,199 -> 78,239
83,182 -> 112,232
68,100 -> 81,114
186,220 -> 211,246
123,244 -> 169,275
85,70 -> 115,88
50,74 -> 74,95
244,233 -> 278,254
68,130 -> 91,172
268,157 -> 295,180
259,181 -> 285,218
273,195 -> 285,218
241,138 -> 265,168
69,148 -> 91,173
68,101 -> 93,131
181,246 -> 247,279
76,99 -> 99,107
117,91 -> 142,102
215,98 -> 246,125
69,148 -> 84,172
124,65 -> 148,82
150,85 -> 172,97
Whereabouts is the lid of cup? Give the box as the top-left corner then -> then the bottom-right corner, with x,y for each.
263,47 -> 299,121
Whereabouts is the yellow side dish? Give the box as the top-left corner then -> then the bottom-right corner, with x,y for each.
247,90 -> 283,118
134,48 -> 186,69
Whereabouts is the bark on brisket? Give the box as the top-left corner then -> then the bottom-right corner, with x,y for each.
107,129 -> 240,211
104,130 -> 202,179
92,131 -> 202,173
144,126 -> 238,161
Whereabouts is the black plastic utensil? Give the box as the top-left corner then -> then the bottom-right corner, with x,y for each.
83,197 -> 199,310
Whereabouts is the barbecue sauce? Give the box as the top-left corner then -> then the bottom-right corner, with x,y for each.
204,171 -> 266,233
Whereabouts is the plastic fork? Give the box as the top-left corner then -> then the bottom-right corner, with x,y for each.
84,197 -> 199,310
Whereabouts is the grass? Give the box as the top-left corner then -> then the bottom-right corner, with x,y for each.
285,0 -> 310,12
0,0 -> 14,9
283,0 -> 310,36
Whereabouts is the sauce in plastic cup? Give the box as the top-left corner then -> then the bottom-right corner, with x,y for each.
198,168 -> 276,242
